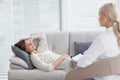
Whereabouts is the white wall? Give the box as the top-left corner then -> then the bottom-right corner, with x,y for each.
12,0 -> 60,42
62,0 -> 117,31
118,0 -> 120,20
0,0 -> 12,75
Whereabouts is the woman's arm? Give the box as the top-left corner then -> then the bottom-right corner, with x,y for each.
53,54 -> 68,68
30,33 -> 42,40
31,53 -> 54,72
36,34 -> 49,51
77,36 -> 105,68
30,53 -> 68,72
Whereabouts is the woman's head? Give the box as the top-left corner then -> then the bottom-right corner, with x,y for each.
15,38 -> 36,54
99,3 -> 120,46
99,3 -> 118,27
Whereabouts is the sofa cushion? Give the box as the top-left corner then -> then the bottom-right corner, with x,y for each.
9,56 -> 28,69
8,69 -> 66,80
10,63 -> 27,69
74,41 -> 92,55
11,46 -> 35,69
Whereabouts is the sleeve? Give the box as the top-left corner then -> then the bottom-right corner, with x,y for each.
30,54 -> 54,72
37,33 -> 49,51
77,36 -> 105,68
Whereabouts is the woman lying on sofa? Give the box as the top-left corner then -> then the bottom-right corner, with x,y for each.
75,3 -> 120,80
15,33 -> 81,72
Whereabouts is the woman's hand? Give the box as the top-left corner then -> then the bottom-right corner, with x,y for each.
60,54 -> 69,60
52,54 -> 68,68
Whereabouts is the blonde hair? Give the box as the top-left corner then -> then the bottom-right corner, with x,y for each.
99,3 -> 120,46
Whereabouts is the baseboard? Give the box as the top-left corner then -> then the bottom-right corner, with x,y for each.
0,73 -> 7,79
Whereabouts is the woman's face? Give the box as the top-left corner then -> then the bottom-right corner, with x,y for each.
25,38 -> 36,53
98,13 -> 106,27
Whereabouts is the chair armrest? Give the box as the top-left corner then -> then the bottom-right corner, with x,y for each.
64,55 -> 120,80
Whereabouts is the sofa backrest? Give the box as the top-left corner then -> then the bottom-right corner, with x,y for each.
33,31 -> 103,55
69,31 -> 102,55
45,32 -> 69,55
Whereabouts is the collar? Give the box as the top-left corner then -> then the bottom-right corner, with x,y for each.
106,27 -> 113,32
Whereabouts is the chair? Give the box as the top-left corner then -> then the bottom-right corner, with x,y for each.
64,55 -> 120,80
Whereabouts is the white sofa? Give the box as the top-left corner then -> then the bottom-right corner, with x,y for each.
8,31 -> 102,80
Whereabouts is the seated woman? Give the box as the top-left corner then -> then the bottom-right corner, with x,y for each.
15,33 -> 81,72
76,3 -> 120,80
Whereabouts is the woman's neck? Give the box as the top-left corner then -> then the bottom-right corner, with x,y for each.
105,22 -> 113,28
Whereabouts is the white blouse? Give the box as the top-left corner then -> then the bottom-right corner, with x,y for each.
77,27 -> 120,80
31,50 -> 61,72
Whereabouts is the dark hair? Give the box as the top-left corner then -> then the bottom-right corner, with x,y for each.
15,39 -> 26,51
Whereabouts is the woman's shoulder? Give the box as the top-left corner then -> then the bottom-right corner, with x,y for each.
95,31 -> 113,44
97,31 -> 110,39
93,32 -> 107,44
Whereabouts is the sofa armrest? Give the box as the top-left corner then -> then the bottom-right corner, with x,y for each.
64,55 -> 120,80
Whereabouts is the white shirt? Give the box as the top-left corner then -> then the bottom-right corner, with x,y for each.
77,27 -> 120,80
31,50 -> 61,72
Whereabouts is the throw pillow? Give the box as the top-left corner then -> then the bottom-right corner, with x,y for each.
9,56 -> 28,69
11,46 -> 35,69
74,41 -> 92,55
